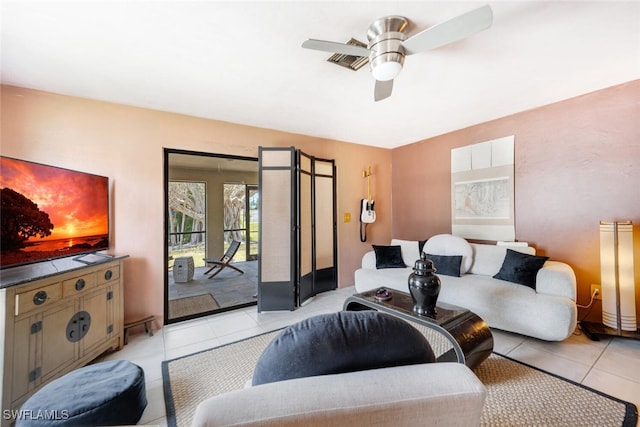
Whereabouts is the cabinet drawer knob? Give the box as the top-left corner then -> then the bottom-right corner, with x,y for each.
104,270 -> 113,280
33,291 -> 48,305
75,278 -> 86,291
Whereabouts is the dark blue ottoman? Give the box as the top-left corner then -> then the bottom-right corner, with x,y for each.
17,360 -> 147,427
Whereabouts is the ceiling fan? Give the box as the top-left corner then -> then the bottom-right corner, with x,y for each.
301,5 -> 493,102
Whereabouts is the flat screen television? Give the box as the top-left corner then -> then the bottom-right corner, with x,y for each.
0,156 -> 110,269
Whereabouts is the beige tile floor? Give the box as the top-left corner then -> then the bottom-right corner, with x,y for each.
99,286 -> 640,426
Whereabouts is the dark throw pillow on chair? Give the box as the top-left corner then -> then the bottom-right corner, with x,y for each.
372,245 -> 406,269
252,311 -> 436,386
493,249 -> 549,289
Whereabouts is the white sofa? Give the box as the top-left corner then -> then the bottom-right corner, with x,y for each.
354,236 -> 578,341
191,362 -> 486,427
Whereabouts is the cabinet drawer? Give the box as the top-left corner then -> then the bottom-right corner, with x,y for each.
15,283 -> 62,316
97,265 -> 120,284
62,273 -> 97,297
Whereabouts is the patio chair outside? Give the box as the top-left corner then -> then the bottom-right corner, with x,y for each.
203,240 -> 245,279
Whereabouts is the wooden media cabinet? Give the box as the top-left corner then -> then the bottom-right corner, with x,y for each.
0,255 -> 127,425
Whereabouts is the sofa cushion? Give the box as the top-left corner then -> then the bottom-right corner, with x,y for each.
426,253 -> 463,277
494,249 -> 549,289
252,311 -> 435,386
391,239 -> 421,266
469,243 -> 536,276
422,234 -> 473,274
436,273 -> 576,341
373,245 -> 406,268
355,264 -> 412,291
361,251 -> 377,269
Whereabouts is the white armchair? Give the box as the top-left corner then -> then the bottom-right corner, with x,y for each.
191,362 -> 486,427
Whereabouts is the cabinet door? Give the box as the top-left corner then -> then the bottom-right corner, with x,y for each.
11,317 -> 36,402
80,286 -> 113,355
40,302 -> 78,383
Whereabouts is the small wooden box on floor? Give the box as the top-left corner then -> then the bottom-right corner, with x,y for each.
0,256 -> 127,426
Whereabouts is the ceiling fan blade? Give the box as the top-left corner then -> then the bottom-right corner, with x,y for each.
402,5 -> 493,55
302,39 -> 372,57
374,79 -> 393,102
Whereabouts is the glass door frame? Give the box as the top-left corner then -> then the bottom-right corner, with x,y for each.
163,148 -> 258,325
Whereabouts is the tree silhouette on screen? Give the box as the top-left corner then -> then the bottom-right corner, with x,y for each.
0,188 -> 54,250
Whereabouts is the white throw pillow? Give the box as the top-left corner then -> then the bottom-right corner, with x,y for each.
468,244 -> 536,276
421,234 -> 473,274
390,239 -> 421,267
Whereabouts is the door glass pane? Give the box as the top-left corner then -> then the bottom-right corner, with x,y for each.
224,183 -> 247,261
248,186 -> 259,260
168,181 -> 206,267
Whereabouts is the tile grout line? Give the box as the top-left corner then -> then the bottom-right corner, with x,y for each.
578,336 -> 612,384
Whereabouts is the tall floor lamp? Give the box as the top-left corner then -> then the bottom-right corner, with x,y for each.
581,221 -> 639,341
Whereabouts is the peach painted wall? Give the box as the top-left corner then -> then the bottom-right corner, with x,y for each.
0,85 -> 392,325
392,80 -> 640,322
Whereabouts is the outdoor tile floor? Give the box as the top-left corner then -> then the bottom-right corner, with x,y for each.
168,261 -> 258,318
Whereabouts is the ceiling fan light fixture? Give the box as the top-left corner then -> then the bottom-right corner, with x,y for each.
301,6 -> 493,99
370,53 -> 403,81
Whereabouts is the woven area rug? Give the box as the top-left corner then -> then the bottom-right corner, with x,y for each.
162,330 -> 637,427
168,294 -> 219,319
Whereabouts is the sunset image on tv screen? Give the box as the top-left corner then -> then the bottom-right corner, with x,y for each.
0,156 -> 109,268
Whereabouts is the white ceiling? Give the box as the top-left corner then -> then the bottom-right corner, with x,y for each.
2,1 -> 639,149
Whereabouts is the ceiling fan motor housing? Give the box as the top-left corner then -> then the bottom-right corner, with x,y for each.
367,16 -> 409,81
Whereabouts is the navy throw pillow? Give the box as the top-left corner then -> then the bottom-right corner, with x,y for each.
493,249 -> 549,289
252,311 -> 436,386
425,253 -> 463,277
372,245 -> 406,268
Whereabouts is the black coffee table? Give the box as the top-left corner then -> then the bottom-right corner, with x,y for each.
343,289 -> 493,369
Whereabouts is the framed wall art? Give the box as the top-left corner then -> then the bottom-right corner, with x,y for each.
451,136 -> 515,241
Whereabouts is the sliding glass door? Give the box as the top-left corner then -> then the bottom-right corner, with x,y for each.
164,149 -> 258,324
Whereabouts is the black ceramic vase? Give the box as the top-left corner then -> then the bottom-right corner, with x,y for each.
408,253 -> 441,317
